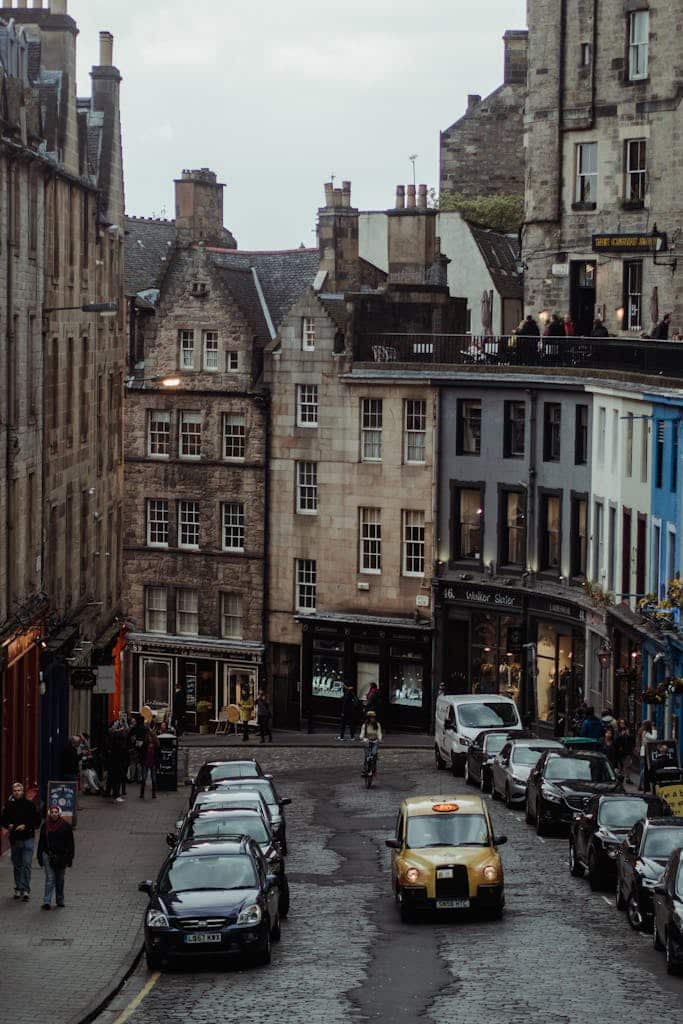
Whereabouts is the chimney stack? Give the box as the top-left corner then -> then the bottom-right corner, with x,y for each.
317,178 -> 359,293
417,184 -> 428,210
467,94 -> 481,113
323,182 -> 334,207
406,184 -> 416,209
395,185 -> 405,210
503,29 -> 528,85
342,181 -> 351,208
174,168 -> 236,248
99,31 -> 113,67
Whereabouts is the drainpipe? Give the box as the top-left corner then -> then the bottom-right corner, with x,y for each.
527,390 -> 538,571
260,391 -> 271,720
431,385 -> 442,730
556,0 -> 566,225
5,154 -> 17,617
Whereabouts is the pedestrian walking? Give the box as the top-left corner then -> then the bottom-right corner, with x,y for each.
172,683 -> 186,736
614,718 -> 634,771
239,689 -> 254,742
637,719 -> 657,791
338,683 -> 359,740
107,714 -> 130,802
139,731 -> 160,799
0,782 -> 41,900
365,682 -> 380,714
255,690 -> 273,743
37,804 -> 75,910
579,706 -> 605,740
600,727 -> 619,769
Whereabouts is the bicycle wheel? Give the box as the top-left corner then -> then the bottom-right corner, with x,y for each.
365,769 -> 373,789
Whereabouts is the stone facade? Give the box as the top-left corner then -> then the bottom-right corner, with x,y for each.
439,30 -> 528,199
524,0 -> 683,336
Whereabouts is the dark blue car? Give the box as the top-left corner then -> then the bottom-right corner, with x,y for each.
139,836 -> 281,970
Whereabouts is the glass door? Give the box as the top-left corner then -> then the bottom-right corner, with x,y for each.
141,658 -> 172,716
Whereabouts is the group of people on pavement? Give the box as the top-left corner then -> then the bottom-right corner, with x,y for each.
0,783 -> 75,910
575,705 -> 680,793
238,690 -> 273,743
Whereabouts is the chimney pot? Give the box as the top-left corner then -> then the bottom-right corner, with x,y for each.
99,31 -> 114,67
323,181 -> 334,207
417,184 -> 428,209
50,0 -> 68,13
395,185 -> 405,210
406,184 -> 416,209
333,188 -> 343,207
342,181 -> 351,207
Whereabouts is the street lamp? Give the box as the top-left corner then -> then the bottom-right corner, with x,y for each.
125,375 -> 181,389
44,301 -> 119,318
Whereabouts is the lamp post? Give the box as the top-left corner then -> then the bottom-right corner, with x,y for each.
597,641 -> 612,705
125,375 -> 181,389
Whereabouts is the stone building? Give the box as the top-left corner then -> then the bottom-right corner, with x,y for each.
439,30 -> 528,200
123,170 -> 317,727
524,0 -> 682,336
0,0 -> 125,808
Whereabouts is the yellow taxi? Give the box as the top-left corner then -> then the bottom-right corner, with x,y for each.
385,794 -> 507,922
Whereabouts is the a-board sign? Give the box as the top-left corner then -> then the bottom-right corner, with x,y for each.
656,783 -> 683,817
47,780 -> 78,828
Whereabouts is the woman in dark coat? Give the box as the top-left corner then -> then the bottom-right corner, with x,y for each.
37,804 -> 75,909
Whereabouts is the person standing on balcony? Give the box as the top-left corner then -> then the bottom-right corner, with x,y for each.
653,314 -> 671,340
590,317 -> 609,337
563,314 -> 575,336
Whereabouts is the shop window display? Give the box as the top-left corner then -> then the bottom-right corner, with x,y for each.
390,662 -> 423,707
312,654 -> 344,699
535,623 -> 584,730
470,613 -> 522,701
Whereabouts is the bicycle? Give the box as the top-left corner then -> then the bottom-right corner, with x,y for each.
362,739 -> 379,789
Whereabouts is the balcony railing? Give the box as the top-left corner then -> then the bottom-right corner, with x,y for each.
355,333 -> 683,380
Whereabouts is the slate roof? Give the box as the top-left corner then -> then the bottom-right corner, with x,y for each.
468,224 -> 522,300
211,248 -> 319,329
124,216 -> 177,296
214,263 -> 271,345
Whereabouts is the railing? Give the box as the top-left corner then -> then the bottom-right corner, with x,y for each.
355,333 -> 683,379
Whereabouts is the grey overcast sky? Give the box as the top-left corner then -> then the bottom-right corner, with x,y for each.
70,0 -> 526,250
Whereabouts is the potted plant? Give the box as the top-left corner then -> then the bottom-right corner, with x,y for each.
196,700 -> 212,735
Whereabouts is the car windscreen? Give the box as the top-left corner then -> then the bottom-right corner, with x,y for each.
457,702 -> 519,729
544,757 -> 615,782
194,814 -> 268,844
597,798 -> 649,829
215,781 -> 277,807
642,827 -> 683,859
406,813 -> 489,848
160,854 -> 257,893
512,747 -> 548,766
188,817 -> 262,842
209,764 -> 259,782
484,734 -> 509,755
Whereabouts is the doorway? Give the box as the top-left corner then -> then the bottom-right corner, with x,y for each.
570,261 -> 596,336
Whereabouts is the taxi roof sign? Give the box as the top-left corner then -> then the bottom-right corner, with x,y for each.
432,802 -> 459,813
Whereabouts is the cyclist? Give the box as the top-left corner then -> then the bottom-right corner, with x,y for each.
360,710 -> 383,777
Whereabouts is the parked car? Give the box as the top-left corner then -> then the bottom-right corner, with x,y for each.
464,729 -> 527,792
569,794 -> 663,890
187,760 -> 264,806
202,777 -> 291,854
491,739 -> 564,806
190,789 -> 273,828
385,794 -> 507,922
616,817 -> 683,932
653,846 -> 683,974
434,695 -> 522,776
525,750 -> 622,836
140,836 -> 280,970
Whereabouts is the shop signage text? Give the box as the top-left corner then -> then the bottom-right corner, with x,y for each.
442,585 -> 522,612
592,233 -> 667,254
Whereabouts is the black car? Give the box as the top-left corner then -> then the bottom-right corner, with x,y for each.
167,807 -> 289,916
525,750 -> 623,836
464,729 -> 526,793
188,760 -> 264,806
616,817 -> 683,932
653,846 -> 683,974
140,837 -> 281,970
569,794 -> 664,890
203,777 -> 291,854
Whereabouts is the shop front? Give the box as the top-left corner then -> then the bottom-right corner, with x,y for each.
608,607 -> 645,731
299,613 -> 432,731
125,634 -> 264,730
1,626 -> 41,851
526,595 -> 586,736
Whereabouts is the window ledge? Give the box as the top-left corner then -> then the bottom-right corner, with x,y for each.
571,202 -> 597,212
621,199 -> 645,211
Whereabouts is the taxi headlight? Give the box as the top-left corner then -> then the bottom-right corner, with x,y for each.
146,909 -> 169,929
482,864 -> 498,882
237,903 -> 262,925
405,867 -> 421,884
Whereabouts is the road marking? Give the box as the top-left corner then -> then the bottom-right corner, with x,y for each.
601,896 -> 612,907
111,971 -> 160,1024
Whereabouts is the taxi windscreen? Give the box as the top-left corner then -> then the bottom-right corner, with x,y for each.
406,813 -> 489,848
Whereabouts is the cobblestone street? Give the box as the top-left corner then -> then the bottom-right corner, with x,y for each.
98,746 -> 682,1024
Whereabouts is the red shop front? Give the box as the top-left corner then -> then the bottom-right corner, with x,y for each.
1,628 -> 41,852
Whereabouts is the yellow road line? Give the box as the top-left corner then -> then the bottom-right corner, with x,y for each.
111,971 -> 161,1024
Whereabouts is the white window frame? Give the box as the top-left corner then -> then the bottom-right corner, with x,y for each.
667,525 -> 677,587
145,586 -> 167,633
295,558 -> 317,611
628,10 -> 649,81
179,411 -> 202,460
178,500 -> 200,550
296,384 -> 318,428
652,517 -> 662,598
402,510 -> 425,577
575,142 -> 598,204
148,410 -> 170,458
302,316 -> 316,352
625,139 -> 646,202
176,589 -> 199,636
296,461 -> 318,515
226,351 -> 239,372
203,330 -> 219,371
359,507 -> 382,574
404,399 -> 426,464
222,502 -> 245,552
146,499 -> 169,548
611,409 -> 619,472
223,413 -> 246,461
220,592 -> 243,639
361,398 -> 383,462
179,329 -> 195,370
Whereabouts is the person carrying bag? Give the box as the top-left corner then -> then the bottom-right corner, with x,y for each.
37,804 -> 75,910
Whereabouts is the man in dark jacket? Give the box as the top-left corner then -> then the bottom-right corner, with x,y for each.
653,314 -> 671,340
579,706 -> 605,741
0,782 -> 41,900
172,684 -> 186,736
37,804 -> 75,909
520,314 -> 540,338
338,684 -> 359,740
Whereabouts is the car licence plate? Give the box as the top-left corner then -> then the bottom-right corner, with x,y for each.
436,899 -> 469,909
184,932 -> 222,945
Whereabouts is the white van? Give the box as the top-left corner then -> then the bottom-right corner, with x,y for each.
434,694 -> 522,775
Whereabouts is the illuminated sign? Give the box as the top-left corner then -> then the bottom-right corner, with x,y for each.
432,803 -> 459,813
592,233 -> 667,253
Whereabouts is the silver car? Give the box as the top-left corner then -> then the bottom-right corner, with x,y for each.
491,739 -> 565,807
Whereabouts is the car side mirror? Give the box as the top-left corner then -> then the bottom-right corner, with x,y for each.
279,798 -> 292,807
138,880 -> 154,895
494,835 -> 508,846
166,832 -> 178,848
444,721 -> 454,731
385,839 -> 401,850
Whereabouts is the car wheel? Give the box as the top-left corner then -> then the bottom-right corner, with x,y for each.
435,745 -> 446,771
145,949 -> 163,972
253,929 -> 272,966
569,839 -> 585,878
525,796 -> 534,826
271,913 -> 281,942
535,801 -> 547,837
615,879 -> 626,911
451,754 -> 464,777
627,894 -> 644,931
279,876 -> 290,918
653,918 -> 664,951
666,931 -> 682,975
588,847 -> 607,891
